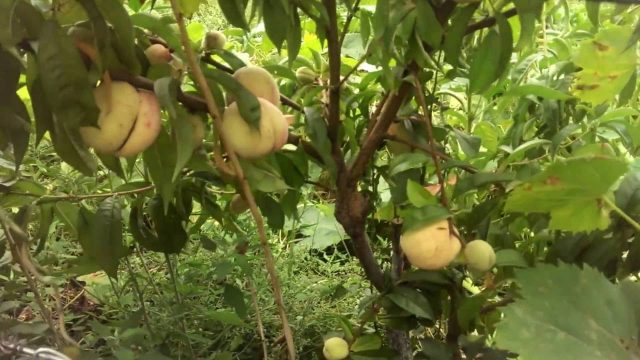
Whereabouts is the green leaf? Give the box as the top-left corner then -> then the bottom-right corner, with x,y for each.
203,310 -> 246,327
129,13 -> 181,51
443,4 -> 478,69
77,198 -> 127,278
406,180 -> 437,207
351,334 -> 382,352
34,204 -> 54,254
453,172 -> 516,198
513,0 -> 544,50
143,129 -> 177,212
495,263 -> 640,359
400,204 -> 451,233
262,0 -> 288,50
388,152 -> 431,176
223,284 -> 247,318
468,29 -> 501,94
147,196 -> 188,254
386,286 -> 434,320
506,84 -> 573,100
242,161 -> 289,193
37,20 -> 99,127
452,128 -> 481,157
96,0 -> 141,75
550,124 -> 580,158
505,157 -> 629,232
202,67 -> 261,129
495,11 -> 514,78
494,249 -> 528,268
586,1 -> 600,29
414,1 -> 442,49
286,10 -> 301,66
217,0 -> 249,30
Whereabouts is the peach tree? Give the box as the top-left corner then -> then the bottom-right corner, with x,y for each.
1,0 -> 640,359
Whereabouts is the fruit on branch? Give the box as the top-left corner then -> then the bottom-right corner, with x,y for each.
116,90 -> 162,157
79,81 -> 162,157
229,194 -> 249,214
229,66 -> 280,106
322,337 -> 349,360
203,30 -> 227,50
186,114 -> 206,147
463,240 -> 496,272
145,44 -> 173,65
295,66 -> 317,85
221,98 -> 288,158
400,219 -> 461,270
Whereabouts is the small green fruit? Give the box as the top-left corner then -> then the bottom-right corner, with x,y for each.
203,30 -> 227,51
323,337 -> 349,360
295,66 -> 317,84
463,240 -> 496,272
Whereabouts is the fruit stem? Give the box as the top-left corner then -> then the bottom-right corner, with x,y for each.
603,196 -> 640,232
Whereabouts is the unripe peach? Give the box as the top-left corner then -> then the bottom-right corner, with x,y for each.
221,98 -> 286,158
229,66 -> 280,106
116,90 -> 162,157
400,220 -> 461,270
80,81 -> 140,154
322,337 -> 349,360
295,66 -> 317,84
145,44 -> 172,65
463,240 -> 496,272
203,30 -> 226,50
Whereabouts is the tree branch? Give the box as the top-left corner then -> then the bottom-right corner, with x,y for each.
350,81 -> 413,181
339,0 -> 361,47
167,2 -> 296,358
465,7 -> 518,35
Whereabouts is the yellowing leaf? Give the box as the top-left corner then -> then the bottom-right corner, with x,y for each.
505,157 -> 628,232
572,25 -> 637,104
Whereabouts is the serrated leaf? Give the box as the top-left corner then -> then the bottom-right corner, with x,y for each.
203,310 -> 246,326
504,157 -> 628,232
386,286 -> 434,320
414,1 -> 442,49
494,249 -> 528,268
147,195 -> 188,254
96,0 -> 141,75
507,84 -> 573,100
37,20 -> 99,127
77,198 -> 127,278
443,4 -> 478,70
262,0 -> 288,50
217,0 -> 248,30
351,334 -> 382,352
223,284 -> 247,318
143,129 -> 177,212
468,29 -> 501,94
495,263 -> 640,359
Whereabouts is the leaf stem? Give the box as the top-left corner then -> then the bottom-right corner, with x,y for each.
603,196 -> 640,232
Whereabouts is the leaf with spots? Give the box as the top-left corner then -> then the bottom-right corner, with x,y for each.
504,157 -> 628,232
495,263 -> 640,360
572,25 -> 637,104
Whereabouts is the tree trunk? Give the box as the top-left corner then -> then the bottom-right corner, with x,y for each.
388,329 -> 413,360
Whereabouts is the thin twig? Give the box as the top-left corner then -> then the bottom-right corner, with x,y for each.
164,254 -> 195,357
338,51 -> 369,88
27,185 -> 154,204
248,279 -> 268,359
480,295 -> 515,314
465,7 -> 518,35
412,72 -> 448,208
123,257 -> 156,338
383,134 -> 477,174
167,2 -> 296,358
339,0 -> 362,47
